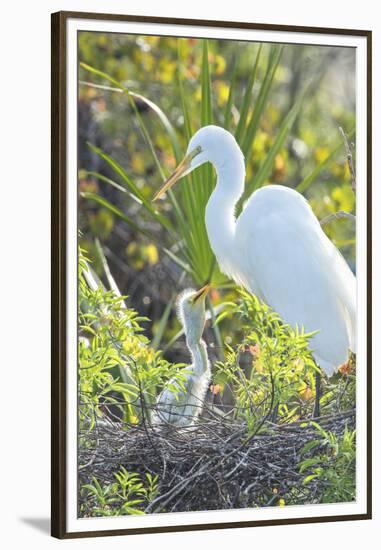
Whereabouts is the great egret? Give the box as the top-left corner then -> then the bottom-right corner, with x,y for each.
153,125 -> 356,417
152,285 -> 211,428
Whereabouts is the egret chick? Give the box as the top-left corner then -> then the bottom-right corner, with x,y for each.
152,285 -> 211,428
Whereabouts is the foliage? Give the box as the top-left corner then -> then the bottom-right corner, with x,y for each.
213,291 -> 355,431
80,468 -> 159,517
298,423 -> 356,503
214,290 -> 318,431
79,252 -> 356,517
78,248 -> 187,430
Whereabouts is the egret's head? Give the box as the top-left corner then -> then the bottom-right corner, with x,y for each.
177,285 -> 210,345
153,126 -> 244,201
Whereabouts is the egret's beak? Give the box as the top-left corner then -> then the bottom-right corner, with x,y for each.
192,284 -> 211,304
152,146 -> 201,202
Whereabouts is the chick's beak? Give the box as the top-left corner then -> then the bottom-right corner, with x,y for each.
192,284 -> 211,303
152,146 -> 201,202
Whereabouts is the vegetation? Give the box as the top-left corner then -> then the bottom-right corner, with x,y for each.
299,423 -> 356,503
77,33 -> 356,516
81,469 -> 158,517
78,250 -> 355,516
79,249 -> 187,431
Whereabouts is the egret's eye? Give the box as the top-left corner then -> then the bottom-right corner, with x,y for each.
190,145 -> 202,160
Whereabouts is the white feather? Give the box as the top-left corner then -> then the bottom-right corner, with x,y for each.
186,126 -> 356,376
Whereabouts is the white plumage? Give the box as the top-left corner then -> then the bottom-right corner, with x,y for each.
234,185 -> 356,375
152,288 -> 211,428
154,125 -> 356,377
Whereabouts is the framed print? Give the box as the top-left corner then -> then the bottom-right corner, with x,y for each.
51,11 -> 372,539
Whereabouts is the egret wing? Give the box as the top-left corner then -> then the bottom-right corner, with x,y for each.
235,190 -> 355,372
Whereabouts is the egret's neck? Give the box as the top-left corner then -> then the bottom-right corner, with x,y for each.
205,156 -> 245,271
187,339 -> 209,376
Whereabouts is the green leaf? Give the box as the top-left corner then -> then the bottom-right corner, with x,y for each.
129,91 -> 181,160
87,143 -> 173,232
151,292 -> 177,350
241,45 -> 283,158
300,439 -> 321,455
249,88 -> 305,194
201,40 -> 213,126
235,44 -> 262,142
303,474 -> 319,485
79,78 -> 181,160
223,57 -> 238,131
81,191 -> 153,240
80,62 -> 166,180
299,457 -> 321,472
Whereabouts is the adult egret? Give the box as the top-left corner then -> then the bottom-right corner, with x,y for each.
153,125 -> 356,417
152,285 -> 211,428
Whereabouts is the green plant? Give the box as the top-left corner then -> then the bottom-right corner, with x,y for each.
213,290 -> 318,432
213,290 -> 355,431
299,423 -> 356,503
79,249 -> 356,515
79,40 -> 345,288
80,468 -> 159,516
78,248 -> 187,429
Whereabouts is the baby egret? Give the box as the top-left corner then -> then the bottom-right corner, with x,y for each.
152,285 -> 211,428
154,125 -> 356,416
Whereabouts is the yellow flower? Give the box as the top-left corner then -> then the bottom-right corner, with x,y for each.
314,146 -> 330,163
214,55 -> 226,75
215,81 -> 230,107
145,244 -> 159,266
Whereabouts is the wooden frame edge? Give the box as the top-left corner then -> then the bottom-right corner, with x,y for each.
51,11 -> 67,540
55,10 -> 372,36
51,10 -> 372,539
366,29 -> 372,521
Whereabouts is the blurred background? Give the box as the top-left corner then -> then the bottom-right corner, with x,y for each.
78,33 -> 356,366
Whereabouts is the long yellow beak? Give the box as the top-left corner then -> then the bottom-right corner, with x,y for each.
152,146 -> 201,202
192,284 -> 211,303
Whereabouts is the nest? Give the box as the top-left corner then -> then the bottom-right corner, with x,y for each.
79,408 -> 355,515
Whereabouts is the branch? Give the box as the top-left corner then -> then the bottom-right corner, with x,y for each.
320,127 -> 356,228
339,126 -> 356,193
320,210 -> 356,227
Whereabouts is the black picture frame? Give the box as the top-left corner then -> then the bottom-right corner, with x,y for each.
51,10 -> 372,539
